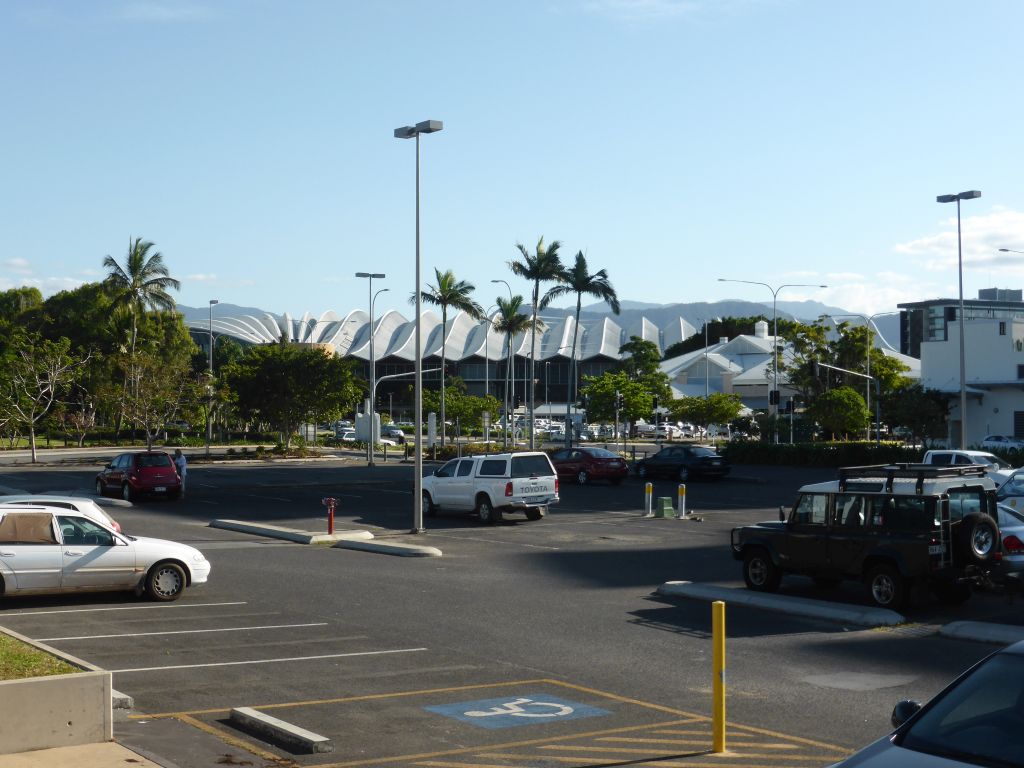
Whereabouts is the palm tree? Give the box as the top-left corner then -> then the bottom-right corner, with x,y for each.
543,251 -> 620,445
102,237 -> 180,358
492,295 -> 538,448
415,268 -> 484,443
509,237 -> 563,448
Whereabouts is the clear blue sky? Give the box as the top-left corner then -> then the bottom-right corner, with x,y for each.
3,0 -> 1023,320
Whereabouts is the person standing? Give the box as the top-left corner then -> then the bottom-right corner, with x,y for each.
173,449 -> 188,498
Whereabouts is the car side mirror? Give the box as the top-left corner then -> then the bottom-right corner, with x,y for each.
891,700 -> 921,728
778,505 -> 786,522
105,463 -> 113,469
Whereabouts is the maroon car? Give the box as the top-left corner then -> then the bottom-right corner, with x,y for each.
550,446 -> 629,485
95,451 -> 182,501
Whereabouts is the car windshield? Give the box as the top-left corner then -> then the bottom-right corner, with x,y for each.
584,448 -> 618,458
511,455 -> 553,478
691,447 -> 718,457
138,454 -> 171,468
976,453 -> 1012,470
900,653 -> 1024,765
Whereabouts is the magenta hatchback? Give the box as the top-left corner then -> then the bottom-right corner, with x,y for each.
95,451 -> 182,501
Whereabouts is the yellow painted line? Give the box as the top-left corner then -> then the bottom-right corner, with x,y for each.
174,714 -> 282,763
476,758 -> 805,768
597,736 -> 801,749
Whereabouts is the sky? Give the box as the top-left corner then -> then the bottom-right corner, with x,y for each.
3,0 -> 1024,322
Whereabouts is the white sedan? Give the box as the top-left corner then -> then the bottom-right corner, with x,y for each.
0,494 -> 121,532
0,505 -> 210,601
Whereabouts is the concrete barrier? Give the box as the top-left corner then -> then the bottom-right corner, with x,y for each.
0,671 -> 112,754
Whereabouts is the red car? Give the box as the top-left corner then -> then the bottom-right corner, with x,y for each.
550,446 -> 629,485
95,451 -> 182,501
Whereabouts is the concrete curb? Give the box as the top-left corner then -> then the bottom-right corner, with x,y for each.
230,707 -> 333,753
657,581 -> 906,627
209,519 -> 374,544
939,621 -> 1024,645
333,538 -> 442,557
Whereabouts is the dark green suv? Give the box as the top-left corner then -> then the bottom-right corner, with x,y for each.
730,464 -> 1001,609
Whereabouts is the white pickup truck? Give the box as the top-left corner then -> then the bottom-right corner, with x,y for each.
922,449 -> 1015,484
421,451 -> 559,524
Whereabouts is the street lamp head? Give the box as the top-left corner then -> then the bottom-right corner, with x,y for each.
393,126 -> 416,139
937,194 -> 958,204
937,191 -> 982,203
394,121 -> 443,139
356,272 -> 387,279
209,299 -> 219,306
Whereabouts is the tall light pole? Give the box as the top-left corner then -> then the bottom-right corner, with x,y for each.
356,272 -> 387,465
718,278 -> 828,443
395,119 -> 443,533
206,299 -> 219,458
702,316 -> 721,399
492,279 -> 513,442
938,190 -> 981,450
483,304 -> 498,399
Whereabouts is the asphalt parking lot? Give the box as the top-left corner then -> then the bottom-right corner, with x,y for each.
1,456 -> 1019,766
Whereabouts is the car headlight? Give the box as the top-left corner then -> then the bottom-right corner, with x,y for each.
192,553 -> 207,563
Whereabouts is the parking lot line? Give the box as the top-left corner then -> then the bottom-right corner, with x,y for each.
37,622 -> 329,641
0,601 -> 246,616
111,646 -> 428,674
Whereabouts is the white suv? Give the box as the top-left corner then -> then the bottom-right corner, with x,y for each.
421,451 -> 559,524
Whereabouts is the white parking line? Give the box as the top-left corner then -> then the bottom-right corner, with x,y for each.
37,622 -> 329,641
112,646 -> 428,673
0,601 -> 247,616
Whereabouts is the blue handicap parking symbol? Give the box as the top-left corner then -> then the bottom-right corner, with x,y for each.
425,693 -> 610,729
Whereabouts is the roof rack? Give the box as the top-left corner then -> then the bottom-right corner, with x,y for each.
837,463 -> 990,495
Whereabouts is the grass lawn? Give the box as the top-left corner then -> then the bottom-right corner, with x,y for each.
0,633 -> 78,680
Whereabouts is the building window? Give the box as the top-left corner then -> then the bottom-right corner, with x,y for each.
1018,365 -> 1024,380
1000,321 -> 1007,336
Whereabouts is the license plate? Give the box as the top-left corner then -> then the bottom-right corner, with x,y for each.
929,544 -> 944,555
154,486 -> 166,492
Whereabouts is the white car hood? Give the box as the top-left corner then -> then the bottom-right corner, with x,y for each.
129,535 -> 206,562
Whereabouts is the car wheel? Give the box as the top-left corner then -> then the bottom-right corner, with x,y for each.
525,506 -> 545,521
422,491 -> 437,517
121,483 -> 133,502
866,563 -> 907,609
577,470 -> 588,485
677,466 -> 690,482
955,514 -> 999,565
477,495 -> 501,525
94,479 -> 105,497
146,562 -> 186,602
743,548 -> 781,592
636,464 -> 648,479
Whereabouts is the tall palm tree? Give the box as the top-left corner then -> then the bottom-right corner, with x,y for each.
509,237 -> 563,448
543,251 -> 620,446
415,268 -> 484,443
103,237 -> 180,358
492,295 -> 538,448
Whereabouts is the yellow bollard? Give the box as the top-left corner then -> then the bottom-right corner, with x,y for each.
675,483 -> 687,518
712,600 -> 726,753
643,482 -> 653,516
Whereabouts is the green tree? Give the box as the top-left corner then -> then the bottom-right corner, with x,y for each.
671,393 -> 745,435
491,294 -> 538,445
807,386 -> 869,439
103,237 -> 180,359
0,330 -> 85,462
615,336 -> 672,410
509,236 -> 564,447
0,287 -> 43,325
416,268 -> 484,444
223,344 -> 361,446
580,371 -> 652,429
882,383 -> 949,447
542,250 -> 620,440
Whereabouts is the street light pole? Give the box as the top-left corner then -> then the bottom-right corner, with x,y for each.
492,279 -> 513,443
938,190 -> 981,450
356,272 -> 387,465
395,119 -> 443,533
718,279 -> 828,444
206,299 -> 218,458
702,316 -> 720,400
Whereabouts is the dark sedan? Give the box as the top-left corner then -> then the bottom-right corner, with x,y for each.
634,445 -> 729,482
550,447 -> 629,485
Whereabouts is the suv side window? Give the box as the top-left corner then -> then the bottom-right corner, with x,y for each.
929,453 -> 952,466
511,455 -> 554,478
948,487 -> 987,521
479,459 -> 507,476
834,494 -> 866,528
456,460 -> 474,477
873,496 -> 934,532
792,493 -> 828,525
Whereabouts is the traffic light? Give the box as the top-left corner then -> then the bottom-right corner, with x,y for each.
652,396 -> 659,411
514,394 -> 522,409
614,391 -> 624,410
769,389 -> 780,405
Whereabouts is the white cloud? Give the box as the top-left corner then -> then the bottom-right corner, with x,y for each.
4,258 -> 32,275
116,2 -> 213,22
893,207 -> 1024,274
0,276 -> 88,296
185,273 -> 218,282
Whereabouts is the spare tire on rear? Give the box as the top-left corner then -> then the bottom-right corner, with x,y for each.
953,513 -> 999,565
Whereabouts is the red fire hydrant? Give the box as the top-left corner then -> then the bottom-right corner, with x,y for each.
321,497 -> 338,534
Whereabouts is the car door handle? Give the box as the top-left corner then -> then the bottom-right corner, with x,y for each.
0,551 -> 14,556
64,550 -> 83,556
